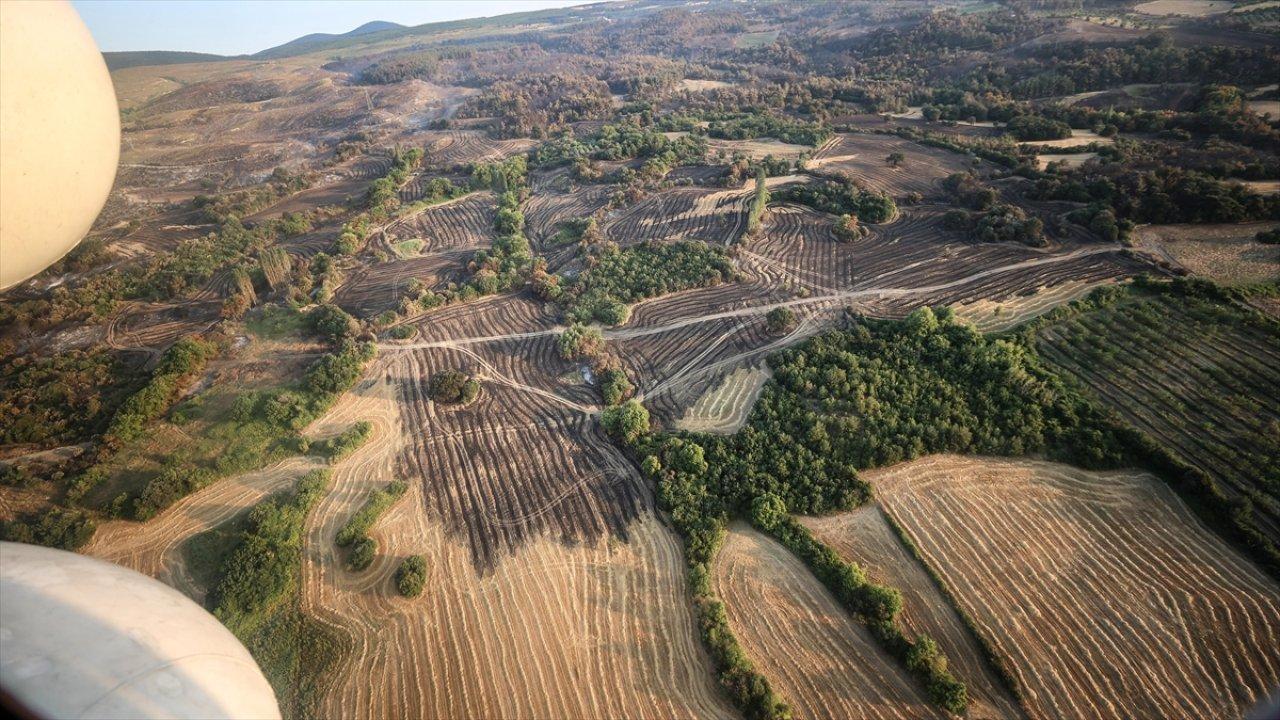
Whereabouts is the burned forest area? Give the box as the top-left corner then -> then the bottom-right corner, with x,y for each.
2,1 -> 1279,718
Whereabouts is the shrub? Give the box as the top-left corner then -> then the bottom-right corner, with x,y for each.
600,368 -> 634,406
314,421 -> 372,462
395,555 -> 427,597
307,304 -> 358,343
0,508 -> 96,550
833,214 -> 865,242
348,537 -> 376,571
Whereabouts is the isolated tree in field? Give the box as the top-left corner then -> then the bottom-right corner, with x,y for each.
766,307 -> 797,334
395,555 -> 427,597
602,400 -> 649,444
580,216 -> 604,245
834,214 -> 865,242
428,370 -> 480,404
886,152 -> 906,168
558,323 -> 604,360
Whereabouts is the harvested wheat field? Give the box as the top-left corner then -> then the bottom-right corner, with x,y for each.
1131,222 -> 1280,285
297,373 -> 735,719
712,521 -> 944,720
602,185 -> 753,246
1034,152 -> 1097,171
1019,130 -> 1113,150
1133,0 -> 1233,16
679,79 -> 733,92
802,507 -> 1023,720
808,134 -> 992,199
1035,288 -> 1280,542
951,279 -> 1115,333
384,191 -> 496,254
675,365 -> 770,434
706,137 -> 811,160
871,454 -> 1280,720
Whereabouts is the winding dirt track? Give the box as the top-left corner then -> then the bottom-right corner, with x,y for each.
871,455 -> 1280,720
713,521 -> 944,720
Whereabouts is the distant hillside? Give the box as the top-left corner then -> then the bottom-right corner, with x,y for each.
251,20 -> 407,60
103,50 -> 228,71
101,6 -> 611,70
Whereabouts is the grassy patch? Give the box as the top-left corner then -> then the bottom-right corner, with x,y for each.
181,509 -> 253,595
208,469 -> 348,719
83,340 -> 375,520
735,30 -> 779,48
245,305 -> 309,342
392,238 -> 424,257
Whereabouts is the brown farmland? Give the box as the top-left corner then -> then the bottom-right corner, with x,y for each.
872,455 -> 1280,720
713,521 -> 945,720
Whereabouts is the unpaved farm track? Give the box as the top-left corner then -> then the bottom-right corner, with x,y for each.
713,521 -> 945,720
871,455 -> 1280,720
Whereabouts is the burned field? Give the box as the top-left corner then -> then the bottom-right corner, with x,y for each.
3,1 -> 1279,718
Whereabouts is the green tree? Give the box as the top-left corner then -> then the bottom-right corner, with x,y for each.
396,555 -> 427,597
602,400 -> 649,445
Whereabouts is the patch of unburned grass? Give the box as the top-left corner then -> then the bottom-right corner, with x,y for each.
182,509 -> 252,594
392,238 -> 424,257
245,305 -> 308,342
735,30 -> 779,48
85,376 -> 300,513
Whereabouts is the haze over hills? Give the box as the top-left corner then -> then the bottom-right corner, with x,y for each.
4,1 -> 1280,719
102,19 -> 409,69
251,20 -> 407,60
98,1 -> 611,69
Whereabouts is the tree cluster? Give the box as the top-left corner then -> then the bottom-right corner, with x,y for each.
774,180 -> 897,224
563,240 -> 735,326
458,73 -> 615,139
428,370 -> 481,405
335,480 -> 407,571
211,470 -> 330,635
395,555 -> 428,597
